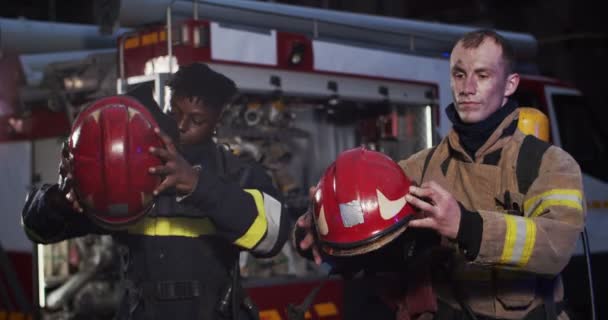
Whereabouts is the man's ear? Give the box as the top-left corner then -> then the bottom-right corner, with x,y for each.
504,72 -> 520,97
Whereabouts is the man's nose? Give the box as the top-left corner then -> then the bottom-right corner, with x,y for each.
178,117 -> 188,131
462,76 -> 477,94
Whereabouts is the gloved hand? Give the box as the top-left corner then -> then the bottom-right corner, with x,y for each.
58,140 -> 84,213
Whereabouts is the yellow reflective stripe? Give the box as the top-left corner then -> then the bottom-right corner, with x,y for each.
524,189 -> 583,218
127,217 -> 215,237
529,199 -> 583,218
235,189 -> 268,249
500,215 -> 517,264
500,215 -> 537,267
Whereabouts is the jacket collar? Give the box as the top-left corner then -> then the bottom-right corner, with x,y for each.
179,139 -> 218,168
447,107 -> 520,162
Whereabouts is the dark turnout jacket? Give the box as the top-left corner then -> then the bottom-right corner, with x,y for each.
23,89 -> 287,319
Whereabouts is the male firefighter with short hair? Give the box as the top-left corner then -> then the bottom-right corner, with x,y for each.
296,29 -> 585,320
23,63 -> 288,319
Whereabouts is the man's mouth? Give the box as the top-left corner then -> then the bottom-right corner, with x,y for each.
457,101 -> 480,110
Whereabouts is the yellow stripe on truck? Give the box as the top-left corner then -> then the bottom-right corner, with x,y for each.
314,302 -> 339,317
259,309 -> 281,320
0,311 -> 33,320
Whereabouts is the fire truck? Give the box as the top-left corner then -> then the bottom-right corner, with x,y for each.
0,1 -> 606,319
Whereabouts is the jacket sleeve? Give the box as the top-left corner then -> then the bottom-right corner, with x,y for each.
183,162 -> 287,258
22,184 -> 109,244
473,146 -> 585,276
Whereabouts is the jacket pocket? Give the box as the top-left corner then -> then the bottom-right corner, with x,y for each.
495,270 -> 536,310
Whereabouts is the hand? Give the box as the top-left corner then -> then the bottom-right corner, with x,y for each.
148,128 -> 199,196
405,181 -> 461,239
57,141 -> 84,213
296,187 -> 323,265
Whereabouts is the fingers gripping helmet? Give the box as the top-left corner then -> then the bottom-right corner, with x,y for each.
312,147 -> 416,257
68,96 -> 164,229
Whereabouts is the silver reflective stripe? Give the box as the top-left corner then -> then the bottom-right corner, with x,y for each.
500,215 -> 537,267
252,192 -> 282,254
508,217 -> 529,265
340,200 -> 364,227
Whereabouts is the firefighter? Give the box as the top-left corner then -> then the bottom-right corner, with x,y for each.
296,29 -> 584,320
22,63 -> 288,319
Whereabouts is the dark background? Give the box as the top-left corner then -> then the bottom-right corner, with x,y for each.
2,0 -> 607,319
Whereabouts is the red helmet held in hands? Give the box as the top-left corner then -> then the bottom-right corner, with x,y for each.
312,147 -> 416,256
68,96 -> 163,229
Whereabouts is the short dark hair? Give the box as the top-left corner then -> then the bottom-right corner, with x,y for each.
166,63 -> 237,111
457,29 -> 517,75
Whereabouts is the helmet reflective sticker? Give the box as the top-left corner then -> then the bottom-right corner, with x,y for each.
339,200 -> 365,227
377,189 -> 407,220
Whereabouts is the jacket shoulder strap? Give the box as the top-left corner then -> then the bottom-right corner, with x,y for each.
516,135 -> 551,194
420,146 -> 438,183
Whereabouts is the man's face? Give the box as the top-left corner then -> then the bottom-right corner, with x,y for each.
449,38 -> 519,123
170,97 -> 220,145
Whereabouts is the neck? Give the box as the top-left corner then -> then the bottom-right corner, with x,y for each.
446,99 -> 517,158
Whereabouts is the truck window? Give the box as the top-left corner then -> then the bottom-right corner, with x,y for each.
551,94 -> 608,182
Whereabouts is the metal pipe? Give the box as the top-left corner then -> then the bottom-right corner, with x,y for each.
117,32 -> 137,92
0,18 -> 129,54
193,0 -> 199,20
118,0 -> 538,60
167,5 -> 173,75
19,49 -> 115,86
119,37 -> 126,84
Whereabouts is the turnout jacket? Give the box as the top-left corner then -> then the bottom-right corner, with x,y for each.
22,140 -> 287,320
399,108 -> 585,319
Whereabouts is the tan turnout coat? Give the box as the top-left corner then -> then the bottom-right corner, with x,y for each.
399,108 -> 585,319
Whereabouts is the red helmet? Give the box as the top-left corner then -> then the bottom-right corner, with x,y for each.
68,96 -> 163,229
312,147 -> 416,256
